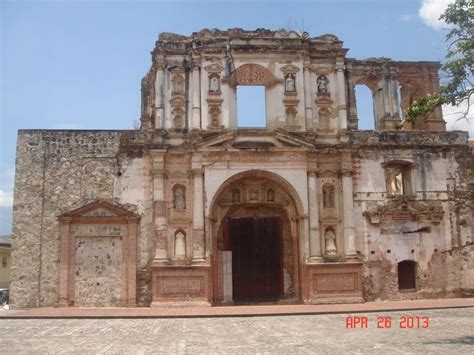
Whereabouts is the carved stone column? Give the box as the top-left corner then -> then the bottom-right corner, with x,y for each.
307,170 -> 322,261
191,59 -> 201,130
347,81 -> 358,130
151,150 -> 168,262
303,62 -> 314,130
383,76 -> 401,130
341,170 -> 357,259
154,62 -> 165,129
336,64 -> 348,130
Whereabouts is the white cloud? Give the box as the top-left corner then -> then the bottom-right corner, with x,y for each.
0,189 -> 13,207
443,98 -> 474,136
419,0 -> 453,30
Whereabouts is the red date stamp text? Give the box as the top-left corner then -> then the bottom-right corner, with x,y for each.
345,315 -> 429,329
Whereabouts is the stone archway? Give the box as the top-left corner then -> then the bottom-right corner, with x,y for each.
208,170 -> 304,304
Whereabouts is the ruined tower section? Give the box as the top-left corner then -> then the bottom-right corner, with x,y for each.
140,30 -> 352,134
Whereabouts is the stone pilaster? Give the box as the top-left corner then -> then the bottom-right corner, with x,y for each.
154,62 -> 166,129
192,154 -> 205,261
336,63 -> 348,130
307,170 -> 322,261
191,59 -> 201,130
151,150 -> 168,262
341,170 -> 357,259
303,62 -> 313,130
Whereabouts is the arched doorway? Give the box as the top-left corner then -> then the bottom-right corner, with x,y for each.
209,170 -> 304,304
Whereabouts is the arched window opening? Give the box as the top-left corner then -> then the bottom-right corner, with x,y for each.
237,86 -> 266,128
398,260 -> 417,291
355,84 -> 375,130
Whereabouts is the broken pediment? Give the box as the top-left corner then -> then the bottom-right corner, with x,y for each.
196,129 -> 315,149
204,63 -> 224,73
58,201 -> 139,221
363,198 -> 443,224
280,65 -> 300,74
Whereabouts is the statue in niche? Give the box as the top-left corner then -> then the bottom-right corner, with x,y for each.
173,186 -> 186,209
317,75 -> 329,94
209,75 -> 220,92
325,228 -> 337,255
323,185 -> 335,208
267,189 -> 275,202
387,167 -> 403,195
174,231 -> 186,259
285,74 -> 296,92
232,189 -> 241,203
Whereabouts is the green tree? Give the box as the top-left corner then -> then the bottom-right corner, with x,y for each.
404,0 -> 473,124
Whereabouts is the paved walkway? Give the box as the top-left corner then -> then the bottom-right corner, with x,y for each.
1,298 -> 473,318
1,308 -> 473,354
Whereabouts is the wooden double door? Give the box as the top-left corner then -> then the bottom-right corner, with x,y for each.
228,217 -> 283,302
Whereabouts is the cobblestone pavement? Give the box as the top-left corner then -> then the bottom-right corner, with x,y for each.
1,308 -> 473,354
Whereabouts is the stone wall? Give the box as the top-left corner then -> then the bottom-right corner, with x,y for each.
74,235 -> 123,307
350,131 -> 473,300
11,130 -> 123,308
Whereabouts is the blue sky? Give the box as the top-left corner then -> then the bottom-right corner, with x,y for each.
0,0 -> 471,235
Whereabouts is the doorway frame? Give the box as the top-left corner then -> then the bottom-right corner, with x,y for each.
208,170 -> 305,305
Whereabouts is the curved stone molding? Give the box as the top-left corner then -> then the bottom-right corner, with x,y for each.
229,63 -> 282,87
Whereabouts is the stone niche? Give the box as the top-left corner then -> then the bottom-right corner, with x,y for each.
57,201 -> 140,307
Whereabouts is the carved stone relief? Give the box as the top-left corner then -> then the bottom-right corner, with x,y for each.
317,75 -> 329,94
209,74 -> 221,93
284,74 -> 296,93
231,64 -> 281,87
324,227 -> 337,255
207,98 -> 224,130
169,68 -> 186,131
322,184 -> 335,208
171,72 -> 185,95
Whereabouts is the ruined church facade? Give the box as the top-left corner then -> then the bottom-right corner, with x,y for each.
11,29 -> 473,308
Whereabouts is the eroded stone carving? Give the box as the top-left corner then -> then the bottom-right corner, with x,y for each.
209,74 -> 220,93
363,198 -> 444,224
325,228 -> 337,255
174,230 -> 186,259
231,64 -> 281,87
285,74 -> 296,92
323,184 -> 335,208
317,75 -> 329,94
173,185 -> 186,209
